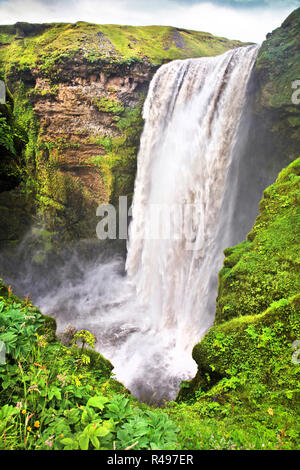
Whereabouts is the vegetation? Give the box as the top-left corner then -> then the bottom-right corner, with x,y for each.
0,81 -> 27,192
0,11 -> 299,452
255,8 -> 300,110
0,20 -> 249,245
216,158 -> 300,323
1,159 -> 299,450
90,102 -> 144,205
253,7 -> 300,163
0,22 -> 245,75
170,160 -> 300,450
0,21 -> 243,245
0,280 -> 178,450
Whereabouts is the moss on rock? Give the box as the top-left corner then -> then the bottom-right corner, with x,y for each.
251,7 -> 300,164
0,22 -> 246,76
216,158 -> 300,324
0,21 -> 249,246
190,294 -> 299,389
174,159 -> 300,449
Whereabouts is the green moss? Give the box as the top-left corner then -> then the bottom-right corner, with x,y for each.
255,8 -> 300,111
216,158 -> 300,323
173,159 -> 300,450
38,314 -> 57,343
94,96 -> 125,115
0,22 -> 247,75
0,81 -> 37,246
252,7 -> 300,168
91,102 -> 144,206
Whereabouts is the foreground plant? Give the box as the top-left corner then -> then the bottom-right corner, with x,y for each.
0,285 -> 178,450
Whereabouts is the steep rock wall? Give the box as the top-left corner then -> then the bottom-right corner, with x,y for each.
0,22 -> 245,246
224,8 -> 300,247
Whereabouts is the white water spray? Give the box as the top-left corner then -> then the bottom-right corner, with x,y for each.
36,45 -> 259,401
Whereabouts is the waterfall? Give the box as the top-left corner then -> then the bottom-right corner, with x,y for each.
127,45 -> 259,336
27,45 -> 259,402
119,45 -> 259,399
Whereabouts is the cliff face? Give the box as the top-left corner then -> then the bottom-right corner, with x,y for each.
254,7 -> 300,154
0,81 -> 34,245
0,22 -> 245,246
214,7 -> 300,322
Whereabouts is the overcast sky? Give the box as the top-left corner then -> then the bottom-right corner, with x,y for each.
0,0 -> 299,43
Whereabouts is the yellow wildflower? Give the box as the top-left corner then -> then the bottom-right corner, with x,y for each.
22,409 -> 26,415
34,421 -> 40,428
27,426 -> 31,432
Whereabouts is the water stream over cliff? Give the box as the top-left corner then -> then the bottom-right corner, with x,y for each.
122,45 -> 259,399
51,45 -> 259,401
3,45 -> 260,401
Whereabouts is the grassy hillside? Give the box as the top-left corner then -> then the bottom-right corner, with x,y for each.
0,22 -> 246,74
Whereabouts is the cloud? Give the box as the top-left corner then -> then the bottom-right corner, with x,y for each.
128,0 -> 299,9
175,0 -> 299,7
0,0 -> 298,43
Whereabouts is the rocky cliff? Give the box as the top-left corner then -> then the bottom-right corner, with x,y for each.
0,10 -> 299,451
0,22 -> 245,247
220,8 -> 300,248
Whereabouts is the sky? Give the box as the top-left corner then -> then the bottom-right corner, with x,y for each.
0,0 -> 299,43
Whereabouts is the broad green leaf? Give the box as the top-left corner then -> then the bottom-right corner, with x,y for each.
87,395 -> 109,410
79,433 -> 89,450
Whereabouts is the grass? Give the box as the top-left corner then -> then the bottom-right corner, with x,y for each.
0,21 -> 246,76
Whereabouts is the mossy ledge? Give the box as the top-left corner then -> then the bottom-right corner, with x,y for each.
216,158 -> 300,324
171,160 -> 299,449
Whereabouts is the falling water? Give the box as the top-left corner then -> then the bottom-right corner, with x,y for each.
9,45 -> 259,402
122,45 -> 259,399
127,45 -> 259,337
